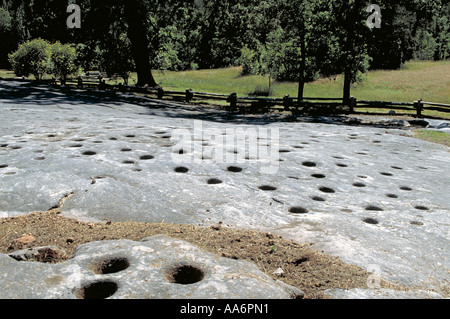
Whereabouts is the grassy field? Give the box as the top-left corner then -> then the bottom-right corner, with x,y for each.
413,129 -> 450,147
1,60 -> 449,117
148,60 -> 450,105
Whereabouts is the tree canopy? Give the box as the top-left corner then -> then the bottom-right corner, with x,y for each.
1,0 -> 449,96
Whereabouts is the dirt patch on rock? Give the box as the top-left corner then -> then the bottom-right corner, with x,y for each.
0,210 -> 405,299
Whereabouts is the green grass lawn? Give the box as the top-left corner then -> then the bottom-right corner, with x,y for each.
148,60 -> 450,105
413,129 -> 450,147
2,60 -> 449,117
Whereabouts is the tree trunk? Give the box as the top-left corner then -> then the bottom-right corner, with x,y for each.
343,69 -> 351,104
123,0 -> 157,87
297,21 -> 306,104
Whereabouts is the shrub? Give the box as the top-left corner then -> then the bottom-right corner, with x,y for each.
8,38 -> 51,80
50,42 -> 79,83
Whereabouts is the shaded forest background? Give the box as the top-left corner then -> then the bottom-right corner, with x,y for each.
0,0 -> 449,99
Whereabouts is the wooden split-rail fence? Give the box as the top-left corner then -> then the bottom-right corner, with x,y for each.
3,73 -> 449,118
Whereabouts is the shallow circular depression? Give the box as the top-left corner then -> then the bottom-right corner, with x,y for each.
288,206 -> 309,214
165,264 -> 205,285
74,280 -> 118,299
258,185 -> 277,191
174,166 -> 189,173
227,166 -> 243,173
362,217 -> 379,225
207,178 -> 223,185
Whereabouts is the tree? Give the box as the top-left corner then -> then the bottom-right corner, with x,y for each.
50,42 -> 78,84
99,32 -> 135,85
328,0 -> 372,103
8,38 -> 52,80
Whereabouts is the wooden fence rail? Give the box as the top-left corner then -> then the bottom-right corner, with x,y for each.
30,75 -> 450,118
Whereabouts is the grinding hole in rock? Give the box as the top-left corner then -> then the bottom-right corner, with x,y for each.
365,205 -> 384,211
414,205 -> 429,211
399,186 -> 413,191
258,185 -> 277,191
302,161 -> 316,167
165,265 -> 205,285
288,206 -> 308,214
352,182 -> 366,187
311,174 -> 326,179
139,155 -> 154,160
386,194 -> 399,198
363,218 -> 379,225
380,172 -> 393,176
0,164 -> 8,169
122,160 -> 135,165
125,135 -> 136,138
227,166 -> 242,172
318,186 -> 335,194
74,280 -> 118,299
336,163 -> 348,167
311,196 -> 325,202
69,144 -> 83,148
207,178 -> 223,185
174,166 -> 189,173
82,151 -> 97,156
121,148 -> 132,152
91,257 -> 130,275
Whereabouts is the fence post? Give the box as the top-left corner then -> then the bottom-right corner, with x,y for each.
283,94 -> 292,112
185,89 -> 193,103
157,87 -> 164,99
349,96 -> 356,113
414,99 -> 423,117
227,93 -> 237,111
77,76 -> 83,88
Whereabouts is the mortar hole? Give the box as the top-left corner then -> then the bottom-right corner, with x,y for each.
92,257 -> 130,275
336,163 -> 348,167
139,155 -> 154,160
227,166 -> 242,172
365,205 -> 383,211
311,174 -> 326,179
69,144 -> 83,148
122,160 -> 135,165
0,164 -> 8,169
318,186 -> 335,193
121,148 -> 132,152
363,218 -> 379,225
258,185 -> 277,191
289,206 -> 308,214
399,186 -> 412,191
311,196 -> 325,202
380,172 -> 393,176
165,265 -> 205,285
414,205 -> 429,211
302,161 -> 316,167
74,280 -> 118,299
386,194 -> 398,198
174,166 -> 189,173
82,151 -> 97,156
207,178 -> 223,185
353,182 -> 366,187
410,221 -> 424,226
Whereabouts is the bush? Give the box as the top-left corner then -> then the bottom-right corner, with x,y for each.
238,46 -> 259,76
50,42 -> 79,83
8,38 -> 52,80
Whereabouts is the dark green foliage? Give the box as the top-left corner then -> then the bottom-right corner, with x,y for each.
1,0 -> 448,90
